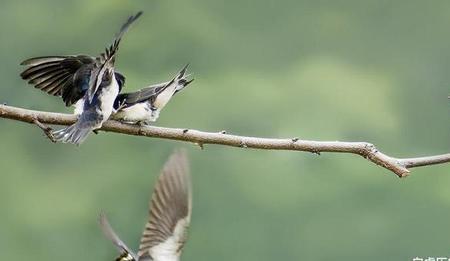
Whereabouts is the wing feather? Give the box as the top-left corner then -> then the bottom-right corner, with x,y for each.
99,213 -> 138,260
20,56 -> 70,66
45,74 -> 72,96
113,64 -> 193,111
27,66 -> 64,84
138,150 -> 192,260
20,55 -> 95,103
35,71 -> 69,88
21,62 -> 61,79
87,11 -> 142,103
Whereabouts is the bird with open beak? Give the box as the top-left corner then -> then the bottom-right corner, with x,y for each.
19,12 -> 143,145
112,64 -> 193,125
99,150 -> 192,261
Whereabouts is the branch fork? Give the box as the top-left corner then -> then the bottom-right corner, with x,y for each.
32,118 -> 56,143
1,104 -> 449,178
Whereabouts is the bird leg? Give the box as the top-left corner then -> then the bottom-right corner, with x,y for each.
135,121 -> 149,127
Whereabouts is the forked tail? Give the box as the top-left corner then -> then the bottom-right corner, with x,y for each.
174,63 -> 194,94
52,123 -> 92,145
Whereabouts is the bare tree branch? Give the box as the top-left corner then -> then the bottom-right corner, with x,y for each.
1,104 -> 449,178
32,118 -> 56,143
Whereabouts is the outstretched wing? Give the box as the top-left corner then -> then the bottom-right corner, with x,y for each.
138,150 -> 192,261
20,55 -> 95,106
87,11 -> 143,103
99,213 -> 138,261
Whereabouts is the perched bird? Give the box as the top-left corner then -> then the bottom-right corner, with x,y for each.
20,12 -> 143,144
112,64 -> 194,125
100,150 -> 192,261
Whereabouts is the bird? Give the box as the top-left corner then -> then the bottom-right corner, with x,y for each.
112,64 -> 194,125
21,65 -> 193,124
99,149 -> 192,261
19,11 -> 143,145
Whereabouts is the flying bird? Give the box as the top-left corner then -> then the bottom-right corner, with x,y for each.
99,150 -> 192,261
112,64 -> 194,125
20,11 -> 143,145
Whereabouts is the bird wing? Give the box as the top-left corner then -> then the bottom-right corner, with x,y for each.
20,55 -> 95,105
114,64 -> 194,111
99,212 -> 138,261
87,11 -> 143,103
20,12 -> 142,105
138,150 -> 192,261
113,82 -> 167,110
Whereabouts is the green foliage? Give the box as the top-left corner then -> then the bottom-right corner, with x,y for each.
0,1 -> 449,260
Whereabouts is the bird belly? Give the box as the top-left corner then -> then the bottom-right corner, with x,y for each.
148,218 -> 188,261
77,78 -> 119,130
114,103 -> 152,122
97,78 -> 120,121
150,109 -> 160,122
72,99 -> 85,115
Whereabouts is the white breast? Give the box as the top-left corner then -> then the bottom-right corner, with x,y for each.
73,99 -> 85,115
98,77 -> 120,119
113,103 -> 151,122
149,218 -> 189,261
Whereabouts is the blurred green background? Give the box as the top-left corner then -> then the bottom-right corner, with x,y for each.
1,1 -> 450,260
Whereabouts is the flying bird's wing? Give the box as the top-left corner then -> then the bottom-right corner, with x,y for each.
20,55 -> 95,105
87,11 -> 143,103
99,213 -> 138,261
138,150 -> 192,261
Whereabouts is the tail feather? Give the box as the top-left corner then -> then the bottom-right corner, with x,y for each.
112,64 -> 193,109
174,64 -> 194,94
52,123 -> 92,145
152,64 -> 194,96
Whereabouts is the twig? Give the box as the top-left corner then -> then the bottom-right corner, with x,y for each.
32,118 -> 56,143
1,104 -> 449,178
